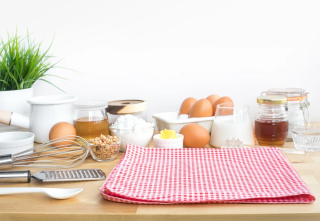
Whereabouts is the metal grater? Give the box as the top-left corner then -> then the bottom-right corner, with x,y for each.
32,169 -> 106,182
0,169 -> 106,183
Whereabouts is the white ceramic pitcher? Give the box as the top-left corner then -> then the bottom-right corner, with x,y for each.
0,95 -> 77,143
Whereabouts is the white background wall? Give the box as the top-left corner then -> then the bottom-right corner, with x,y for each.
1,0 -> 320,121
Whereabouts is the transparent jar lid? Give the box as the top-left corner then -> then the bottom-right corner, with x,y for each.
73,100 -> 107,110
267,88 -> 307,101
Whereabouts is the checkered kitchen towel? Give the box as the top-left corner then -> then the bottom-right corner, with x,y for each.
100,145 -> 315,204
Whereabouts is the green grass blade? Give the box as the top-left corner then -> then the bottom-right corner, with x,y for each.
0,30 -> 72,91
39,79 -> 66,93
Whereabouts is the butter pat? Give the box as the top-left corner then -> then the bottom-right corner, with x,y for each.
159,129 -> 177,139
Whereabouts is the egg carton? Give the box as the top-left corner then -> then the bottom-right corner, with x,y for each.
152,112 -> 214,133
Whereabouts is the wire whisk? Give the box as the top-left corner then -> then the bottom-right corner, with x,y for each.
0,135 -> 89,169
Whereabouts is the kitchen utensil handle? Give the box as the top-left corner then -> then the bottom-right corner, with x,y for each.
0,187 -> 44,195
279,148 -> 305,155
0,110 -> 12,125
0,111 -> 29,129
10,112 -> 29,129
0,155 -> 13,169
0,170 -> 31,183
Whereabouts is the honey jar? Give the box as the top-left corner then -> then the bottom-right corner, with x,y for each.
73,100 -> 109,141
263,88 -> 310,141
255,95 -> 288,147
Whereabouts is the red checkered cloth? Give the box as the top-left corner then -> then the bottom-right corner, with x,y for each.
100,144 -> 315,204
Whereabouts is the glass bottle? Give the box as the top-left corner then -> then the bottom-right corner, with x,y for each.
73,100 -> 109,141
255,95 -> 288,147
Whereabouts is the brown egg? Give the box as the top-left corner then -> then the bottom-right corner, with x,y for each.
189,99 -> 213,118
206,94 -> 220,105
49,122 -> 76,147
180,124 -> 210,148
212,96 -> 233,116
179,97 -> 197,115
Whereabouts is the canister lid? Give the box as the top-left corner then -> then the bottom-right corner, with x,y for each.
106,100 -> 147,115
267,88 -> 306,98
257,95 -> 287,104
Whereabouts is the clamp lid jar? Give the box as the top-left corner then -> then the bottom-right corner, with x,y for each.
265,88 -> 310,141
73,100 -> 109,141
106,100 -> 147,124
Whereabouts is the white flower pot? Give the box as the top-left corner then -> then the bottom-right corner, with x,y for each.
0,88 -> 33,132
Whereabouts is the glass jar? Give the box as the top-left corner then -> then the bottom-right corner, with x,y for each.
264,88 -> 310,141
255,95 -> 288,147
106,100 -> 147,124
73,100 -> 109,141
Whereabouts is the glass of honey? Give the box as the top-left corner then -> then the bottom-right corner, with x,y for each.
73,100 -> 109,141
255,95 -> 288,147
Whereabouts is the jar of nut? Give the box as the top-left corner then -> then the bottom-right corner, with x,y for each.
89,134 -> 120,162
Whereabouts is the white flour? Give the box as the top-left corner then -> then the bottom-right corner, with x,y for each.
110,115 -> 154,151
112,115 -> 153,129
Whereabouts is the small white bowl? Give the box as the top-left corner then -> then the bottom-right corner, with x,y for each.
0,132 -> 34,155
153,134 -> 184,149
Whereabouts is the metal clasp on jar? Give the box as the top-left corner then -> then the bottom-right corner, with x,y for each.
299,92 -> 310,122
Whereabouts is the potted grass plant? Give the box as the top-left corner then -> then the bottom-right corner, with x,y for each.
0,31 -> 66,115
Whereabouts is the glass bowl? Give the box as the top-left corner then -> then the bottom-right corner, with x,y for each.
291,119 -> 320,152
89,141 -> 121,162
109,124 -> 155,152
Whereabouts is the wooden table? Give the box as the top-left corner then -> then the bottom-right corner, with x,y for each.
0,141 -> 320,221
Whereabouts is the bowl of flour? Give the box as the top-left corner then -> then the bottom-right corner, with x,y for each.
109,115 -> 155,152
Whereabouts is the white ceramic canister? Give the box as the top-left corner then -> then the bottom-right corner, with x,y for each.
28,95 -> 77,143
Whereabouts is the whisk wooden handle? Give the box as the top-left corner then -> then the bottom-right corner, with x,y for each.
0,111 -> 12,125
